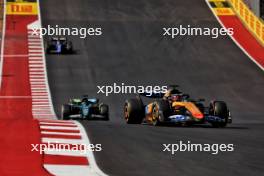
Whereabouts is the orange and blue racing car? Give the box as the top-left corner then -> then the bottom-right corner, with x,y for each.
124,86 -> 232,127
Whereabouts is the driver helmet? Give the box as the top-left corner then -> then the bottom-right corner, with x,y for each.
82,97 -> 89,103
171,94 -> 182,102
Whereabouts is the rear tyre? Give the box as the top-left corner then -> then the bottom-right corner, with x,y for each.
152,100 -> 171,126
100,104 -> 109,121
45,41 -> 51,54
210,101 -> 228,127
124,98 -> 144,124
66,41 -> 73,53
46,47 -> 51,54
61,104 -> 71,120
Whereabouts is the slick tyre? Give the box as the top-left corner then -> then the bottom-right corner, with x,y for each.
124,98 -> 144,124
210,101 -> 228,127
152,100 -> 171,126
61,104 -> 71,120
67,41 -> 73,53
45,46 -> 51,54
100,104 -> 109,121
45,42 -> 51,54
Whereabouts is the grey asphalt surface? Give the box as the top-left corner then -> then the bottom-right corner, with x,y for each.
40,0 -> 264,176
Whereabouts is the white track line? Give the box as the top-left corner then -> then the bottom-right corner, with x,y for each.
41,132 -> 79,136
28,42 -> 42,45
33,105 -> 51,107
29,54 -> 43,56
31,88 -> 47,90
40,126 -> 79,130
40,122 -> 75,126
33,107 -> 51,110
44,150 -> 87,157
43,165 -> 93,176
0,0 -> 7,89
32,94 -> 49,96
29,56 -> 42,59
39,120 -> 75,124
42,138 -> 84,144
28,38 -> 42,42
28,46 -> 42,49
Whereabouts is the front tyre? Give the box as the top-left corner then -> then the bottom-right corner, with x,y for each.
210,101 -> 229,127
61,104 -> 71,120
68,41 -> 73,53
124,98 -> 144,124
100,104 -> 109,121
152,100 -> 171,126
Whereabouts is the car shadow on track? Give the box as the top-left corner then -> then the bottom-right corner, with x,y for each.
72,118 -> 109,121
46,50 -> 80,55
141,123 -> 249,130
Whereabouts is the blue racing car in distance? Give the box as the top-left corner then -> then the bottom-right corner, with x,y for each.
61,95 -> 109,120
46,37 -> 73,54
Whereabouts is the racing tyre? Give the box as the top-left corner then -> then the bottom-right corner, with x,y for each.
61,104 -> 71,120
46,47 -> 51,54
124,98 -> 144,124
100,104 -> 109,121
152,100 -> 171,126
45,42 -> 51,54
66,41 -> 73,53
210,101 -> 228,127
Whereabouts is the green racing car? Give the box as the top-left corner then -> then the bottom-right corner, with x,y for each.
61,95 -> 109,120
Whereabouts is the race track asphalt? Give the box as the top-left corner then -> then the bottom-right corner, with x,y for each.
40,0 -> 264,175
